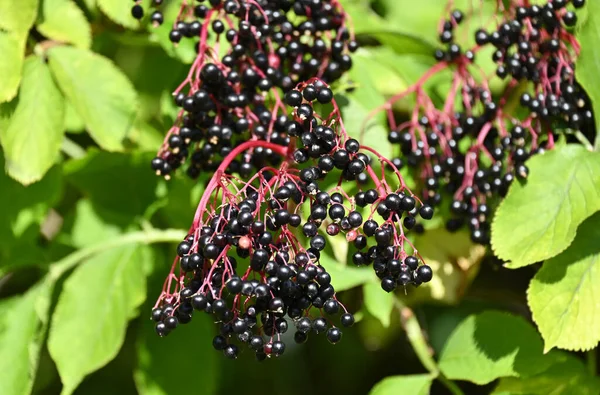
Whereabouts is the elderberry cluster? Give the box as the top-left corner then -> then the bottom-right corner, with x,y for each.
151,82 -> 436,358
152,190 -> 355,360
387,0 -> 593,245
139,0 -> 356,178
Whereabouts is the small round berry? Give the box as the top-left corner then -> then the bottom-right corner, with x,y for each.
212,335 -> 227,350
340,313 -> 355,327
191,294 -> 207,311
381,276 -> 396,292
405,256 -> 419,271
323,299 -> 340,315
131,5 -> 144,19
312,317 -> 328,333
223,344 -> 239,359
151,308 -> 163,322
155,322 -> 170,337
272,341 -> 285,356
169,30 -> 182,43
317,87 -> 333,104
326,327 -> 342,344
294,331 -> 308,344
419,205 -> 434,220
417,265 -> 433,282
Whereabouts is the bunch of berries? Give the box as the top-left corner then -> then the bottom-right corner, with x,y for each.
376,0 -> 593,245
150,82 -> 434,359
130,0 -> 357,179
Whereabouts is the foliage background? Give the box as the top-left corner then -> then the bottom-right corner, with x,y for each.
0,0 -> 599,394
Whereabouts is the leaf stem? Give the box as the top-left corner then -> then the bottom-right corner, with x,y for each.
49,228 -> 187,280
394,297 -> 464,395
587,349 -> 597,376
60,137 -> 87,159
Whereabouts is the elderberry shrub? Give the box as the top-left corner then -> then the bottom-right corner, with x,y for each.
137,0 -> 357,179
151,82 -> 435,359
385,0 -> 594,245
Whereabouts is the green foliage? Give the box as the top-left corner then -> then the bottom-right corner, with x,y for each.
363,281 -> 395,327
528,212 -> 600,352
576,0 -> 600,149
37,0 -> 92,49
492,353 -> 600,395
369,374 -> 434,395
0,0 -> 38,36
439,311 -> 555,385
491,145 -> 600,268
48,46 -> 138,151
0,32 -> 25,103
48,244 -> 153,395
0,56 -> 65,184
0,283 -> 48,395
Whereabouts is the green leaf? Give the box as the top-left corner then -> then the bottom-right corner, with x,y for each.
97,0 -> 141,29
527,211 -> 600,352
38,0 -> 92,49
575,0 -> 600,149
409,229 -> 485,304
64,150 -> 159,221
134,315 -> 219,395
342,2 -> 435,55
0,31 -> 25,103
48,46 -> 138,151
491,145 -> 600,268
64,101 -> 85,133
363,281 -> 394,327
0,283 -> 48,395
369,374 -> 434,395
0,0 -> 38,36
320,252 -> 373,291
493,352 -> 600,395
0,56 -> 65,184
340,51 -> 390,158
48,244 -> 152,395
68,199 -> 123,248
439,311 -> 554,385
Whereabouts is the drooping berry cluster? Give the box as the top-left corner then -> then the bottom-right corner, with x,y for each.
133,0 -> 356,179
374,0 -> 593,245
150,84 -> 435,359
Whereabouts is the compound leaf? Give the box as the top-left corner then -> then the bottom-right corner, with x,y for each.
491,145 -> 600,268
38,0 -> 92,49
0,31 -> 25,103
0,0 -> 38,36
528,211 -> 600,352
0,56 -> 65,184
48,46 -> 138,151
0,283 -> 49,395
369,374 -> 434,395
48,244 -> 152,395
439,311 -> 554,385
493,352 -> 600,395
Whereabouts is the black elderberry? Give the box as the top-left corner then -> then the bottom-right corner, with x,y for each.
381,277 -> 396,292
416,265 -> 433,282
131,4 -> 144,19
